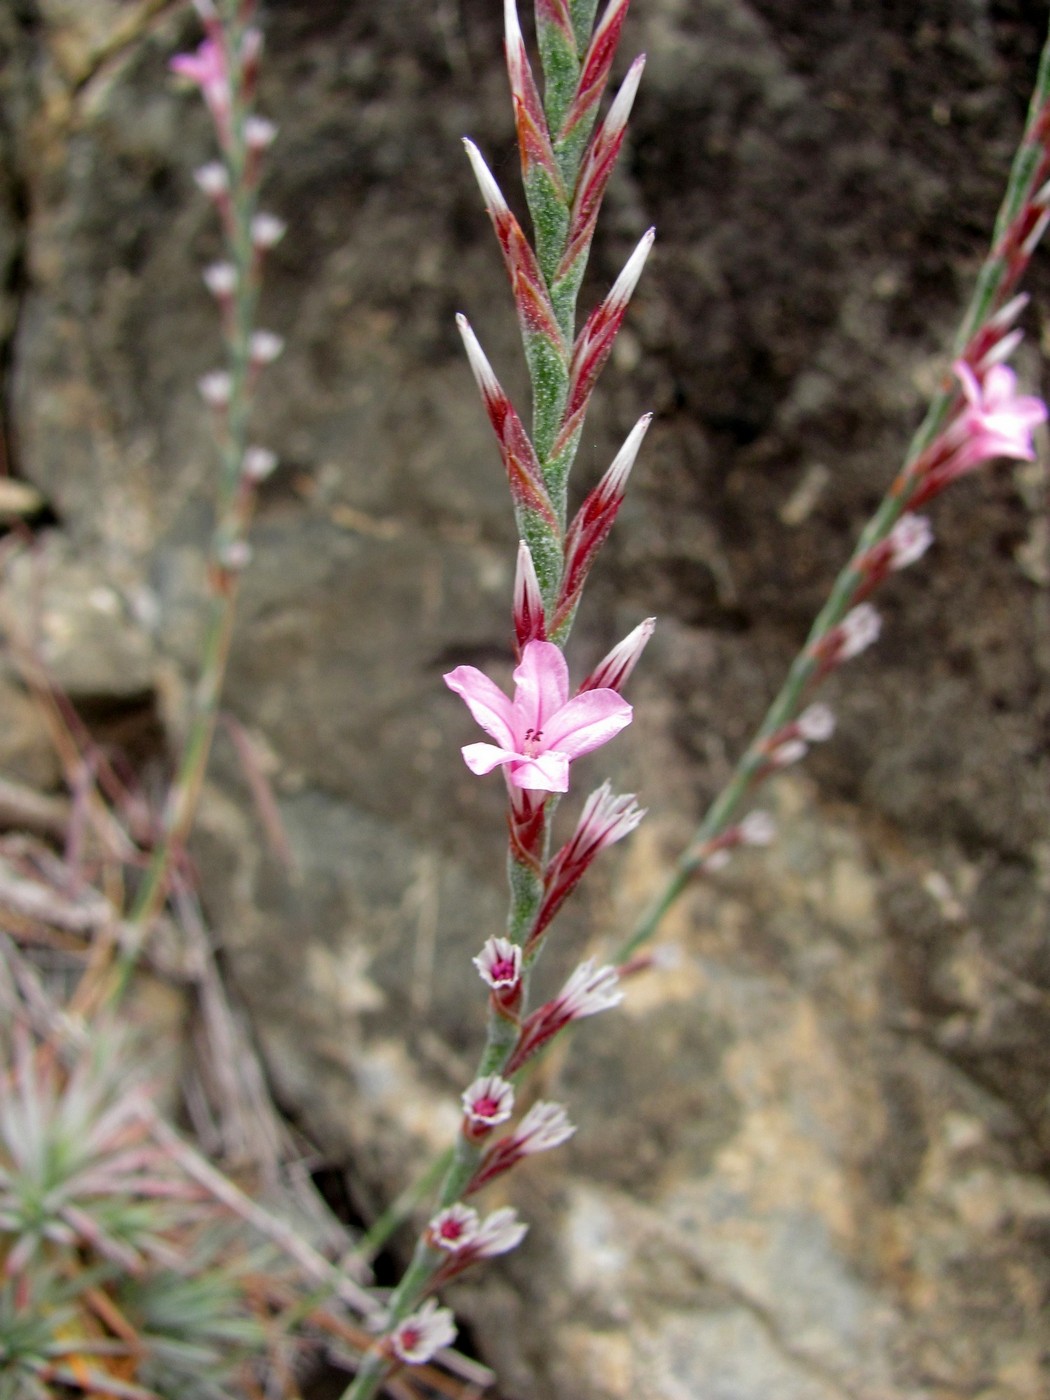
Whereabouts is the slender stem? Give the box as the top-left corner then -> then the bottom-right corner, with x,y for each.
107,10 -> 268,1004
618,24 -> 1050,965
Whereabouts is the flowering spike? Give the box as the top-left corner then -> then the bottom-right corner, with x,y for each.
513,540 -> 547,652
555,229 -> 654,456
390,1299 -> 457,1366
456,316 -> 559,531
579,616 -> 656,694
556,0 -> 632,143
463,140 -> 566,350
444,638 -> 632,793
532,782 -> 645,945
556,55 -> 646,289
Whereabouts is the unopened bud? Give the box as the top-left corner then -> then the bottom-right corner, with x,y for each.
250,330 -> 284,364
738,810 -> 776,846
194,162 -> 229,198
244,115 -> 277,151
251,212 -> 287,249
796,702 -> 836,743
198,370 -> 232,408
242,446 -> 278,482
202,261 -> 237,298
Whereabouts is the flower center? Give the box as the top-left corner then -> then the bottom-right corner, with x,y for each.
522,726 -> 543,756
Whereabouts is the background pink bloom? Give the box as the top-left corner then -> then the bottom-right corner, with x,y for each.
444,640 -> 632,792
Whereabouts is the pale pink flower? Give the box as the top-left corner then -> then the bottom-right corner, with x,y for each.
250,330 -> 284,365
472,1205 -> 528,1258
473,937 -> 522,991
814,603 -> 881,670
461,1073 -> 514,1130
505,959 -> 622,1074
170,39 -> 231,136
194,161 -> 229,198
533,783 -> 644,944
444,640 -> 632,793
738,810 -> 776,846
796,702 -> 836,742
885,514 -> 933,572
511,1100 -> 576,1155
198,370 -> 232,408
579,617 -> 655,693
427,1203 -> 480,1252
242,446 -> 278,482
244,115 -> 277,151
429,1205 -> 528,1284
468,1100 -> 576,1191
202,261 -> 236,298
946,360 -> 1046,476
390,1298 -> 456,1365
836,603 -> 882,660
250,212 -> 287,249
766,737 -> 807,767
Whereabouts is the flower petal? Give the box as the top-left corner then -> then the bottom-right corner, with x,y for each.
510,751 -> 570,792
541,689 -> 632,758
462,742 -> 522,775
511,641 -> 569,735
444,665 -> 516,748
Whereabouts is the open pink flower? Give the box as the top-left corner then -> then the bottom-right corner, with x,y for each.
952,360 -> 1046,468
444,640 -> 632,793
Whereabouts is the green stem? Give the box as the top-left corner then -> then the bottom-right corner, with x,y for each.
109,12 -> 266,1004
618,24 -> 1050,965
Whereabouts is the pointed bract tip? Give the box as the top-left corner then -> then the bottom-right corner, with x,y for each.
457,316 -> 500,398
605,53 -> 646,130
463,139 -> 509,215
504,0 -> 523,47
603,413 -> 653,496
609,228 -> 656,308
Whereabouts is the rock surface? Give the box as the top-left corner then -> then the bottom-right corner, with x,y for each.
2,2 -> 1049,1398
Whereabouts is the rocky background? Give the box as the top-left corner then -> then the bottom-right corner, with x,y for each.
2,1 -> 1049,1397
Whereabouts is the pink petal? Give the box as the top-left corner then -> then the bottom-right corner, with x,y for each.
511,641 -> 569,734
461,742 -> 522,775
541,689 -> 632,758
511,751 -> 570,792
444,666 -> 516,749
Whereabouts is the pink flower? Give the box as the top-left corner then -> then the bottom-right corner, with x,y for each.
170,39 -> 231,135
473,936 -> 522,991
468,1101 -> 576,1192
504,959 -> 623,1074
952,360 -> 1046,469
427,1203 -> 480,1252
532,783 -> 645,945
461,1073 -> 515,1134
389,1299 -> 457,1366
429,1204 -> 529,1285
444,640 -> 632,793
